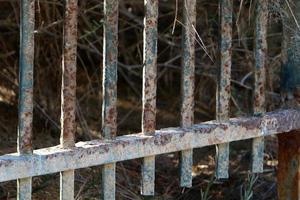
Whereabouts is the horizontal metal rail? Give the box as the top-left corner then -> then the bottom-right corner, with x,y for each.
0,109 -> 299,183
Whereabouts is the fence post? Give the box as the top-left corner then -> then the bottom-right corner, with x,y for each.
180,0 -> 196,188
60,0 -> 78,199
252,0 -> 268,174
102,0 -> 119,199
278,1 -> 300,199
141,0 -> 158,196
17,0 -> 35,199
216,0 -> 232,179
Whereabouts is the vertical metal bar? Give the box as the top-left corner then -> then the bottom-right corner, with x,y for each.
102,0 -> 118,199
180,0 -> 196,188
17,0 -> 35,199
141,0 -> 158,196
252,0 -> 268,173
60,0 -> 78,199
216,0 -> 232,179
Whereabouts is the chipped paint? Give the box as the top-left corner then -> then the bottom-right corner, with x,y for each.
102,0 -> 118,199
216,0 -> 233,179
61,0 -> 78,149
102,163 -> 116,200
60,170 -> 75,200
142,0 -> 158,135
141,0 -> 158,196
60,1 -> 78,199
180,0 -> 196,188
18,0 -> 35,157
252,0 -> 268,174
17,177 -> 32,200
18,0 -> 35,199
1,109 -> 300,183
141,156 -> 155,196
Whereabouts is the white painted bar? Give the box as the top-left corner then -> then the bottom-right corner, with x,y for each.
0,109 -> 299,183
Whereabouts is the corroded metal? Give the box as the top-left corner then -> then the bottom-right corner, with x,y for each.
18,0 -> 35,199
60,1 -> 78,199
1,109 -> 300,183
278,131 -> 300,200
142,156 -> 155,195
102,163 -> 116,200
141,0 -> 158,196
216,0 -> 232,179
142,0 -> 158,135
102,0 -> 118,140
180,0 -> 196,188
60,170 -> 75,200
61,0 -> 78,149
18,0 -> 35,158
102,0 -> 118,199
252,0 -> 268,173
17,177 -> 32,200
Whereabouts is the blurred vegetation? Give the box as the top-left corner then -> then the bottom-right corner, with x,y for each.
0,0 -> 290,199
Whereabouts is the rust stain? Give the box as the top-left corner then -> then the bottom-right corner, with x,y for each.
61,0 -> 78,149
252,0 -> 268,174
101,0 -> 119,199
18,0 -> 35,155
141,0 -> 158,196
216,0 -> 233,179
278,131 -> 300,200
180,0 -> 196,188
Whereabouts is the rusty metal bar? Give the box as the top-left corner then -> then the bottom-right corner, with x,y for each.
252,0 -> 268,173
102,0 -> 118,199
216,0 -> 232,179
141,0 -> 158,196
17,0 -> 35,199
60,0 -> 78,199
1,109 -> 299,183
277,2 -> 300,199
180,0 -> 196,188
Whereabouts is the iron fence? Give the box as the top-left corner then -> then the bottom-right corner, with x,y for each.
0,0 -> 298,200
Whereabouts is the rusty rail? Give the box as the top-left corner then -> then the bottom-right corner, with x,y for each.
252,0 -> 268,173
180,0 -> 196,188
216,0 -> 232,179
141,0 -> 158,196
17,0 -> 35,199
1,109 -> 300,183
102,0 -> 119,199
60,0 -> 78,199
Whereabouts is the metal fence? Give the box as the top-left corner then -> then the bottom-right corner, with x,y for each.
1,0 -> 300,199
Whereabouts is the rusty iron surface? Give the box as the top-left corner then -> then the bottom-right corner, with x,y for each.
180,0 -> 196,188
142,156 -> 155,196
60,1 -> 78,199
102,0 -> 118,140
216,0 -> 233,179
18,0 -> 35,199
102,0 -> 119,199
17,177 -> 32,200
18,0 -> 35,156
0,109 -> 299,183
252,0 -> 268,174
61,0 -> 78,149
142,0 -> 158,135
60,170 -> 75,200
141,0 -> 158,196
278,130 -> 300,200
102,163 -> 116,200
